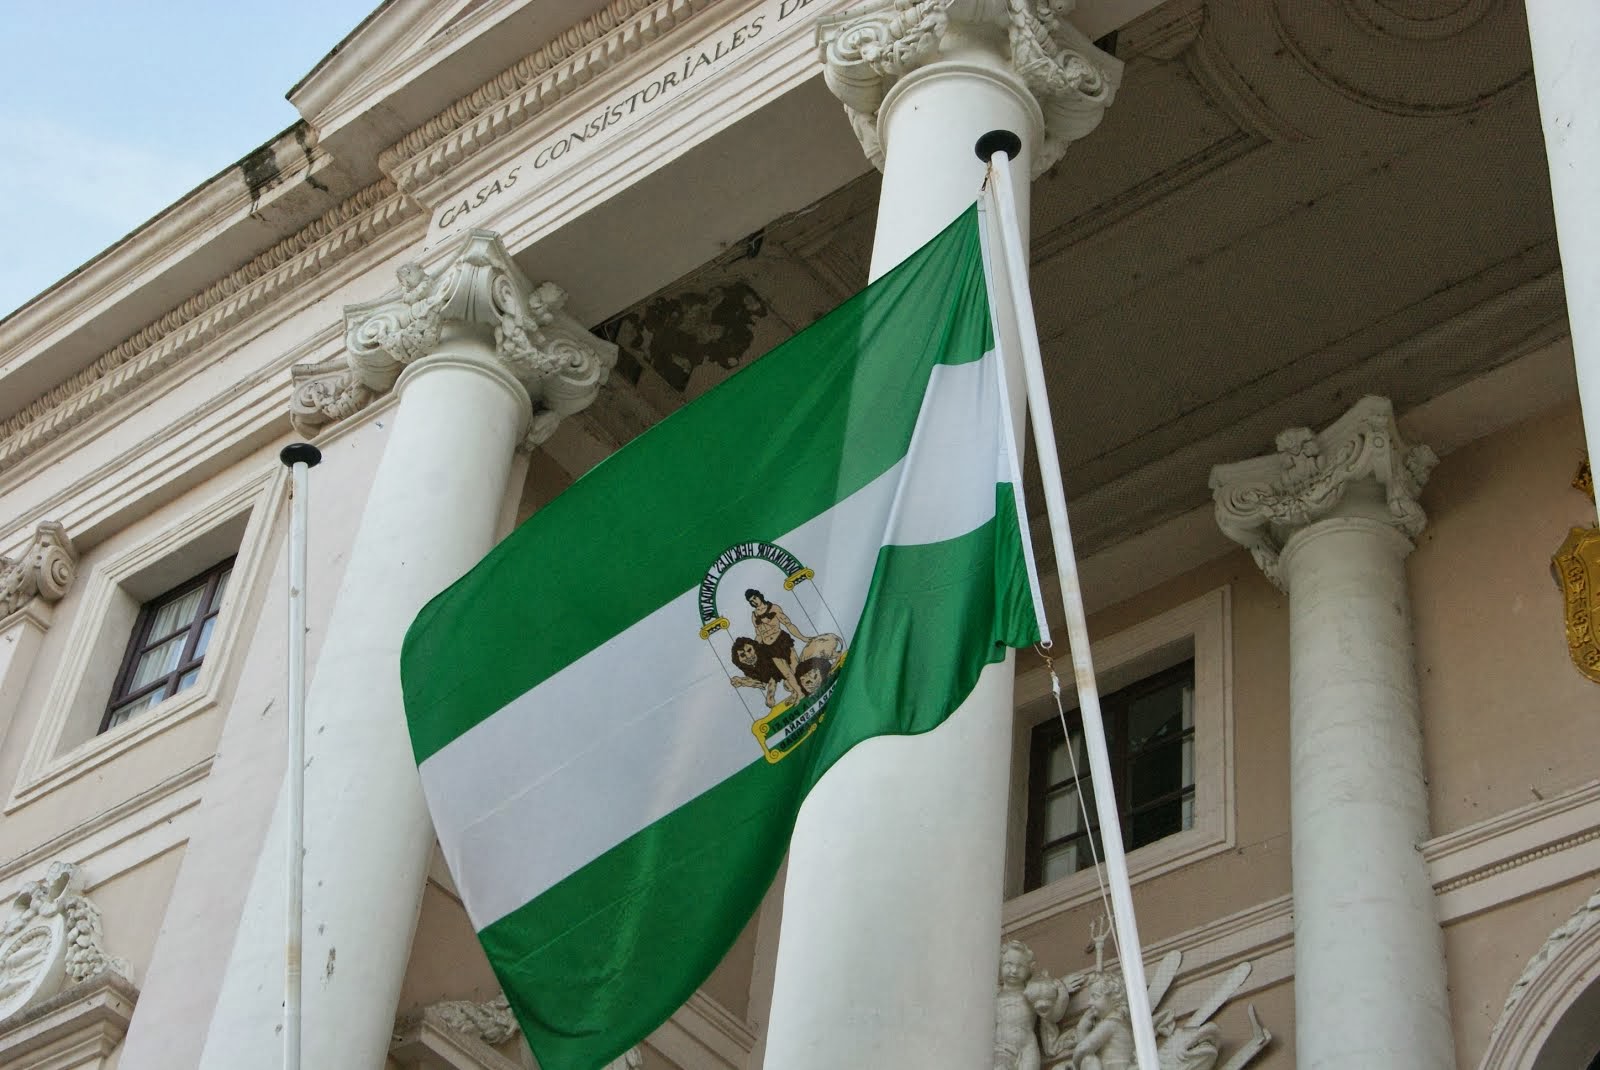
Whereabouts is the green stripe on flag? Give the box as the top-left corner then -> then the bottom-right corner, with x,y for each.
478,493 -> 1037,1070
403,206 -> 992,763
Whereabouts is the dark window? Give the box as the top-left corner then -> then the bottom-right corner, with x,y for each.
1023,659 -> 1196,892
101,557 -> 234,733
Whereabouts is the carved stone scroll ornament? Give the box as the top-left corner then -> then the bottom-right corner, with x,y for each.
290,230 -> 618,451
817,0 -> 1123,177
1208,396 -> 1437,591
0,862 -> 128,1028
0,522 -> 76,619
994,928 -> 1271,1070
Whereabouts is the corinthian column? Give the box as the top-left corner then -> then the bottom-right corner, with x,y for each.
1209,397 -> 1454,1070
761,6 -> 1119,1068
199,234 -> 615,1070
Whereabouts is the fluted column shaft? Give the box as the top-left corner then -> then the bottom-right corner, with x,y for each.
764,6 -> 1118,1067
1210,397 -> 1454,1070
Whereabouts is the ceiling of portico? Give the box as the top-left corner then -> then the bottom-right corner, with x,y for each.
551,0 -> 1566,560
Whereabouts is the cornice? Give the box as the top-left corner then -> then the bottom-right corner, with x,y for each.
0,182 -> 421,475
376,0 -> 718,193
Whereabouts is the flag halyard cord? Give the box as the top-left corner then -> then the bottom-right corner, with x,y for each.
978,140 -> 1163,1070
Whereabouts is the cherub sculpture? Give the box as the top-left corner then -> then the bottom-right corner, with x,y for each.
1003,917 -> 1272,1070
994,939 -> 1079,1070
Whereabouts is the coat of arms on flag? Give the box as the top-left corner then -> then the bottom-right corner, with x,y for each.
697,541 -> 848,762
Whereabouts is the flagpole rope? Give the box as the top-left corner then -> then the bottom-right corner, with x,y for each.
1038,648 -> 1121,963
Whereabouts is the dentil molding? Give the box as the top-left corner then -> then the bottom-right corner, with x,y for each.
1208,395 -> 1437,591
816,0 -> 1123,176
290,229 -> 618,449
0,523 -> 76,620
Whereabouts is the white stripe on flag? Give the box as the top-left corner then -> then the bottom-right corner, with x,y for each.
421,353 -> 1008,928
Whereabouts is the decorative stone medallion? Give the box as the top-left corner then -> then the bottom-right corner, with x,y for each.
0,863 -> 125,1028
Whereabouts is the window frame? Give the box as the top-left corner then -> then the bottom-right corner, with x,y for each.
1022,658 -> 1197,893
7,468 -> 286,812
1003,586 -> 1235,929
101,556 -> 235,734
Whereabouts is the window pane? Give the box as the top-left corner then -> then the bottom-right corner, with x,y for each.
128,636 -> 185,690
147,585 -> 205,641
106,688 -> 167,729
1181,793 -> 1195,831
1130,741 -> 1188,807
177,668 -> 202,691
212,567 -> 234,609
1044,786 -> 1087,841
1131,796 -> 1186,848
1041,841 -> 1081,884
1126,678 -> 1191,751
193,616 -> 217,660
1044,731 -> 1086,786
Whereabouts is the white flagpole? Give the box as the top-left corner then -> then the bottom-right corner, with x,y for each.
278,443 -> 321,1070
976,131 -> 1162,1070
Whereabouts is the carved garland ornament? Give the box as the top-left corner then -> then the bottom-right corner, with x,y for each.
0,522 -> 76,619
817,0 -> 1123,177
0,863 -> 128,1028
1208,396 -> 1437,591
290,229 -> 618,450
995,926 -> 1271,1070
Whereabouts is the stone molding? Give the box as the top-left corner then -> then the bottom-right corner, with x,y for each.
1477,884 -> 1600,1070
377,0 -> 719,194
0,524 -> 76,620
1425,777 -> 1600,923
816,0 -> 1123,176
0,863 -> 128,1030
0,181 -> 419,476
0,969 -> 137,1070
290,229 -> 618,449
1208,395 -> 1437,591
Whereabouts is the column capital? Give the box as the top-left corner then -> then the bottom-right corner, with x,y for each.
816,0 -> 1122,176
0,522 -> 77,620
1208,396 -> 1437,590
289,230 -> 617,449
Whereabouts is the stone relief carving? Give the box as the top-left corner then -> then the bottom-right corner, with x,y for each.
428,993 -> 520,1046
1208,395 -> 1436,591
817,0 -> 1123,176
994,926 -> 1271,1070
290,229 -> 618,450
0,522 -> 76,619
0,862 -> 128,1028
418,992 -> 643,1069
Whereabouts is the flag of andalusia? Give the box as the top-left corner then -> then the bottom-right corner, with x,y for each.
402,204 -> 1048,1069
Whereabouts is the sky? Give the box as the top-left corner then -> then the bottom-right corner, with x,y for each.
0,1 -> 381,319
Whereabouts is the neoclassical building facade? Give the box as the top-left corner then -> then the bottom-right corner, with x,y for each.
1,1 -> 1598,1068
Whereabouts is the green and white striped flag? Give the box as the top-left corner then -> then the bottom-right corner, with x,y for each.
401,204 -> 1048,1069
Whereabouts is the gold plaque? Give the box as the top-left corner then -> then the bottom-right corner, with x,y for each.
1554,525 -> 1600,684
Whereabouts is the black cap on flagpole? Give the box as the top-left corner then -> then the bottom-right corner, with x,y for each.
279,443 -> 322,469
975,130 -> 1023,162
